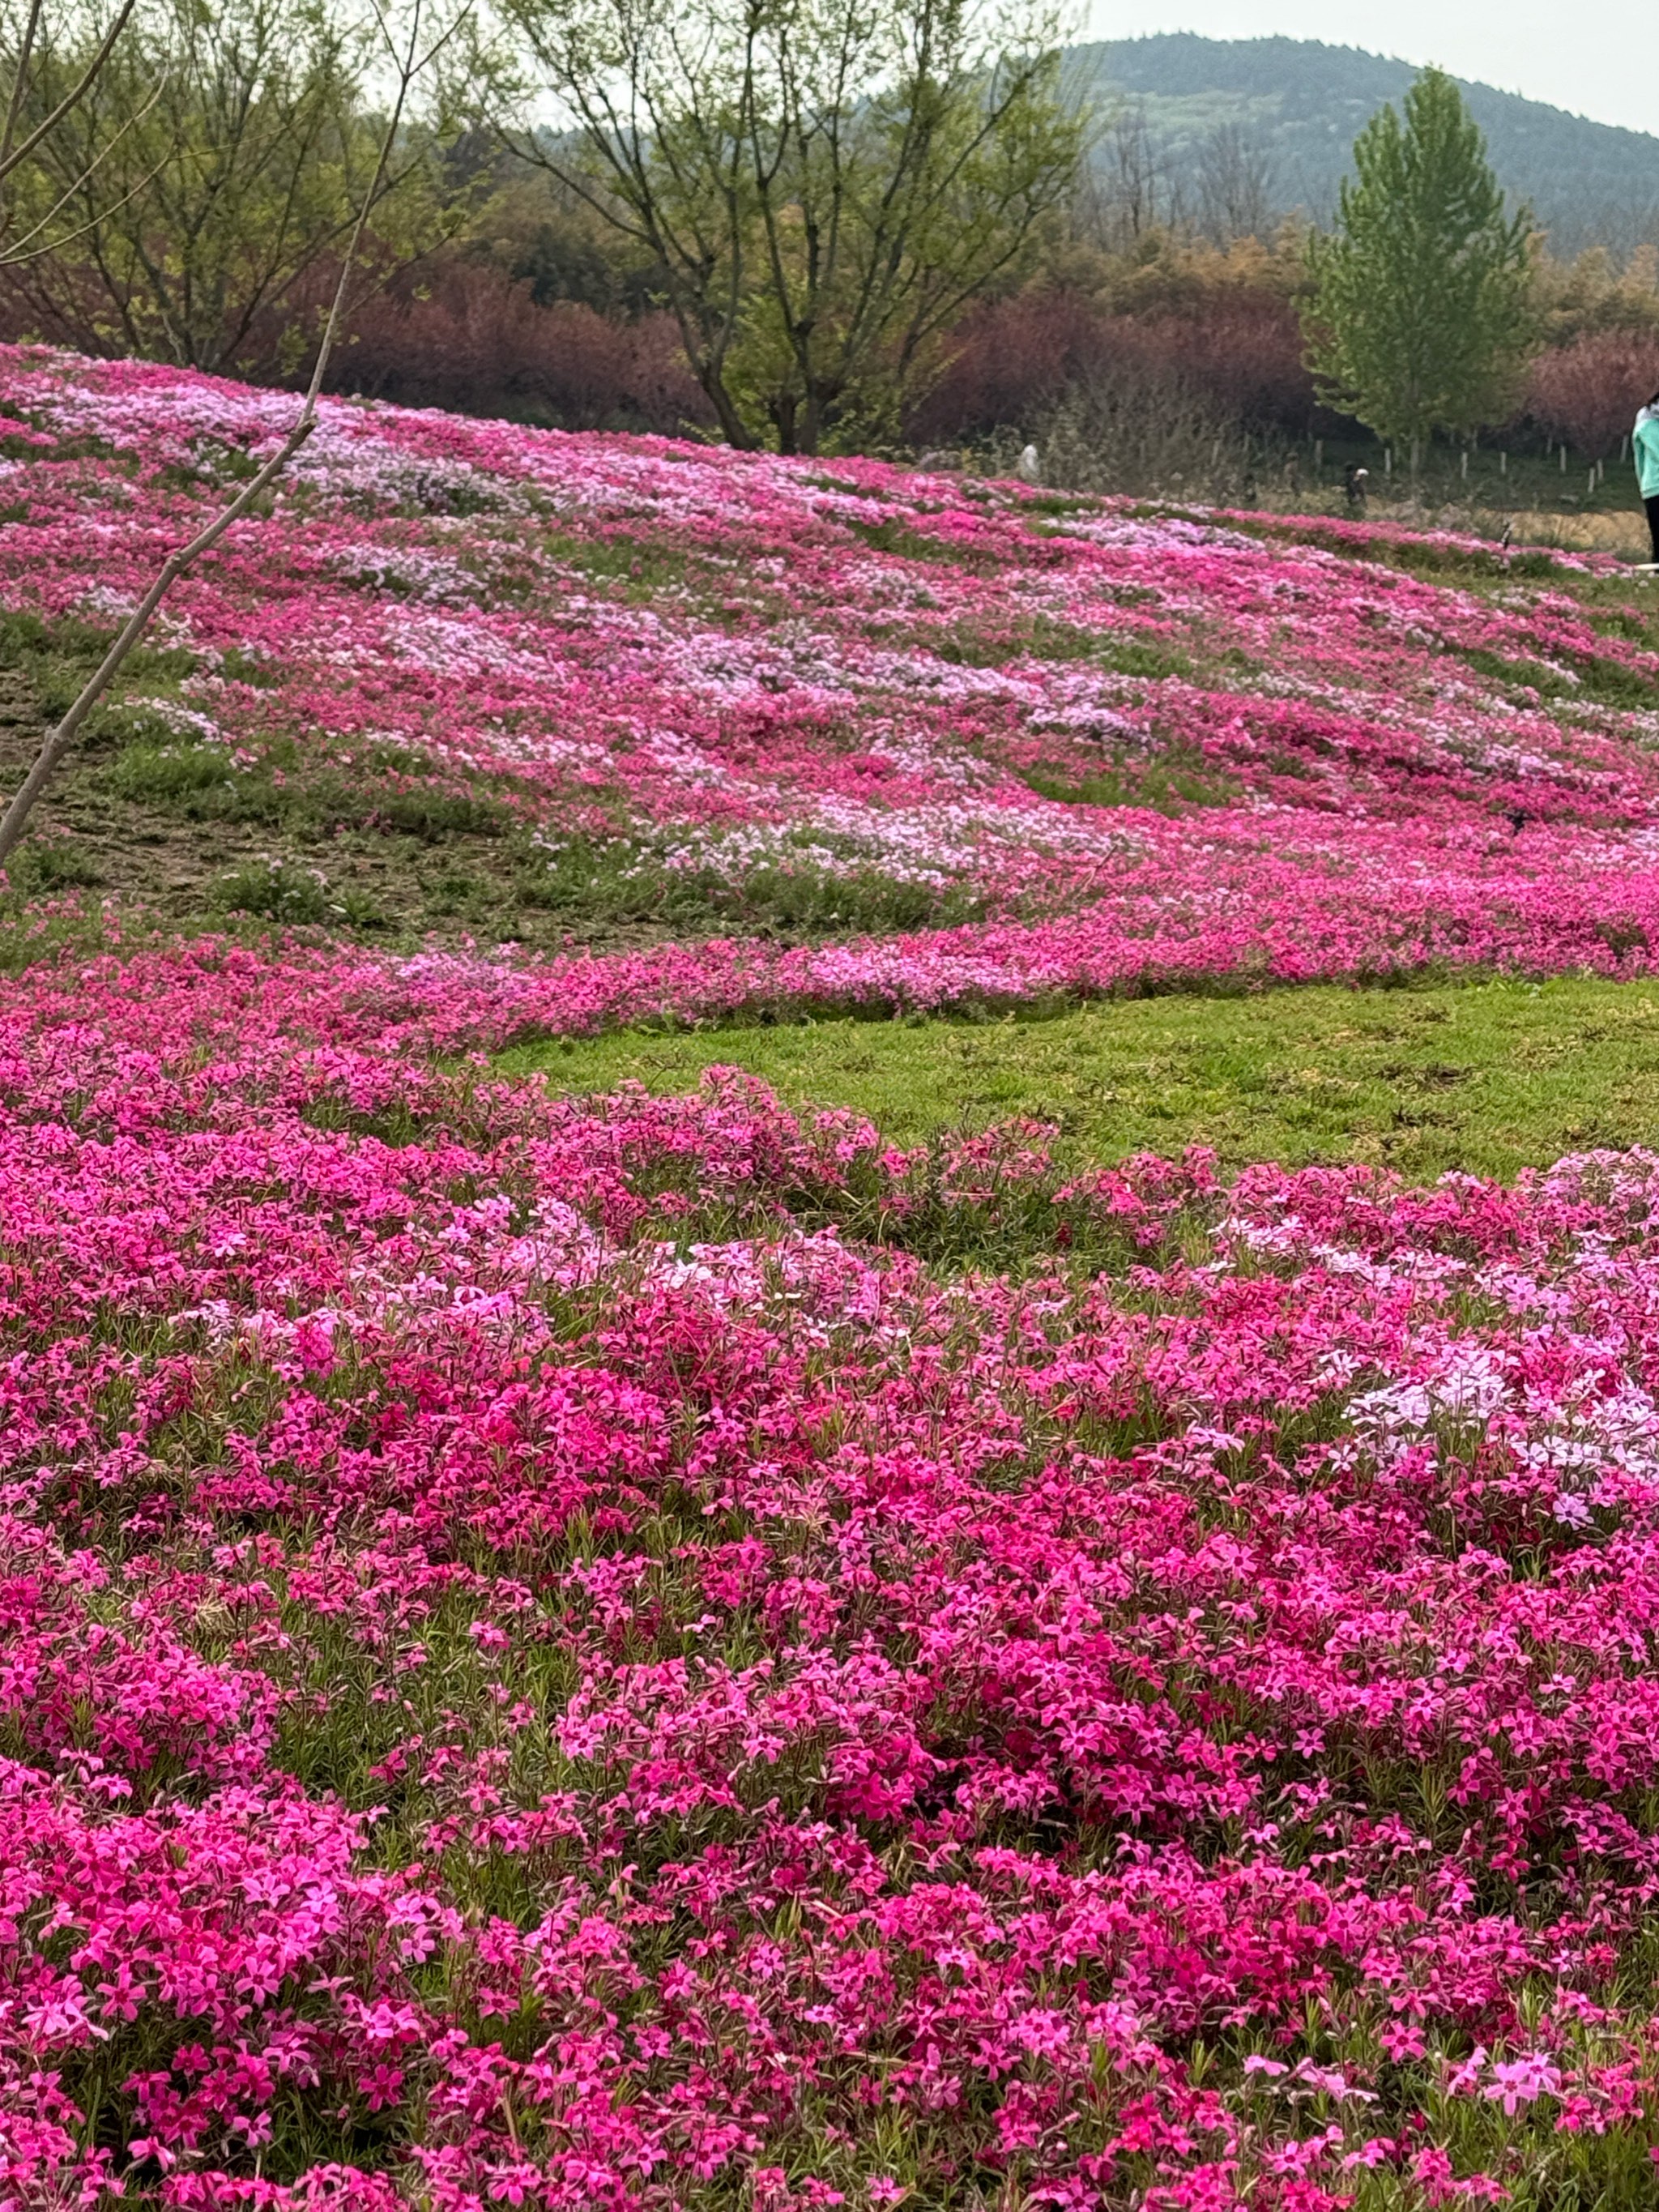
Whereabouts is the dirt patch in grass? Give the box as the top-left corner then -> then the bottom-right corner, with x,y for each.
0,607 -> 1016,957
0,697 -> 987,958
0,669 -> 688,954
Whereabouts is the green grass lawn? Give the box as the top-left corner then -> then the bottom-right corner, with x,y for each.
501,973 -> 1659,1181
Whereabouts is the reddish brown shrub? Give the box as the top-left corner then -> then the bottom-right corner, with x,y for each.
0,250 -> 710,436
1525,330 -> 1659,456
1151,294 -> 1318,437
329,261 -> 709,435
907,291 -> 1104,444
909,286 -> 1320,447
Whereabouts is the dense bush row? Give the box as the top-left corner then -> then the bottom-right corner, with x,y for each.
330,254 -> 1659,468
13,216 -> 1657,469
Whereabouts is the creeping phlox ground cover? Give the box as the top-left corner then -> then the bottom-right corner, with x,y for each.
14,352 -> 1659,2211
0,947 -> 1658,2210
7,344 -> 1659,993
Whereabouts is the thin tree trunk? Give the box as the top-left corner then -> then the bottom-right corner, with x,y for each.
0,6 -> 448,870
0,417 -> 318,866
703,372 -> 758,450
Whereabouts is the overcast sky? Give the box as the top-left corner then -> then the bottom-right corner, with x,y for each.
1082,0 -> 1651,136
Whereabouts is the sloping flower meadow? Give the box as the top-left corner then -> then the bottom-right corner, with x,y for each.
7,343 -> 1659,1000
9,352 -> 1659,2207
5,950 -> 1659,2208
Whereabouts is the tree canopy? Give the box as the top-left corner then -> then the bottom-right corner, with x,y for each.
4,0 -> 466,376
496,0 -> 1085,453
1303,66 -> 1534,476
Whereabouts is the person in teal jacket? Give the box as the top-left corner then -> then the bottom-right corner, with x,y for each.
1636,393 -> 1659,562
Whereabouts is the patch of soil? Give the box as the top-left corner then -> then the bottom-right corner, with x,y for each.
0,683 -> 690,956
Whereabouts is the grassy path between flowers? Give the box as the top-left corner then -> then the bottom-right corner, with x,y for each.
502,971 -> 1659,1182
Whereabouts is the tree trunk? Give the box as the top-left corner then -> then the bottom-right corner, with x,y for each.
697,365 -> 758,451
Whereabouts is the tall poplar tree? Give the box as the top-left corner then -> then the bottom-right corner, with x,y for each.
1303,67 -> 1534,481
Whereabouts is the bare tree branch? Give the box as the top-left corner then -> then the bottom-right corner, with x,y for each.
0,0 -> 136,185
0,0 -> 470,868
0,0 -> 47,177
0,0 -> 146,267
0,74 -> 167,265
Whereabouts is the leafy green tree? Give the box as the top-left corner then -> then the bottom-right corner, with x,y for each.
1303,66 -> 1534,480
496,0 -> 1085,455
5,0 -> 469,377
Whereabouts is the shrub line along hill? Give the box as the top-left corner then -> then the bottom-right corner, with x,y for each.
14,349 -> 1659,2210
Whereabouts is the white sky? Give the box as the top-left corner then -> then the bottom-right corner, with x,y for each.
1081,0 -> 1652,135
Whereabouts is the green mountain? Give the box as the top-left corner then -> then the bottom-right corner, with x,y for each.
1067,34 -> 1659,251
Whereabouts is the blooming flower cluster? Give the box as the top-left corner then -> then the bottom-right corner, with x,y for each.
8,352 -> 1659,2207
0,942 -> 1653,2207
6,344 -> 1659,1014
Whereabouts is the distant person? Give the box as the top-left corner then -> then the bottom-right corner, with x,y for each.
1636,391 -> 1659,563
1345,463 -> 1370,513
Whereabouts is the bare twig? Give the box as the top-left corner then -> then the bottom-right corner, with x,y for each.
0,0 -> 48,179
0,0 -> 138,186
0,0 -> 467,869
0,74 -> 168,266
0,0 -> 146,267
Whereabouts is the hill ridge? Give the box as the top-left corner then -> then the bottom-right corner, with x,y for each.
1066,32 -> 1659,249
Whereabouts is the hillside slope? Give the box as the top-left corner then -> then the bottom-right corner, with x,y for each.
11,357 -> 1659,2209
6,348 -> 1659,1033
1069,32 -> 1659,242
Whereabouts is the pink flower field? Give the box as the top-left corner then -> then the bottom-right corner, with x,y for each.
8,350 -> 1659,2206
8,343 -> 1659,1005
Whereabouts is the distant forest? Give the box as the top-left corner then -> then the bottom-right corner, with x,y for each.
1072,35 -> 1659,257
6,12 -> 1659,494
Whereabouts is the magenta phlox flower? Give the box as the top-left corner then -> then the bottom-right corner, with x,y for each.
5,347 -> 1659,2201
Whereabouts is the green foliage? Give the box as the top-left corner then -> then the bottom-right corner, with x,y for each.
929,611 -> 1192,676
1303,67 -> 1535,473
1021,751 -> 1239,812
98,723 -> 518,844
1456,643 -> 1659,711
211,856 -> 333,922
846,515 -> 997,566
1239,515 -> 1564,582
8,0 -> 469,376
210,856 -> 382,927
107,741 -> 237,801
6,837 -> 103,890
0,609 -> 194,721
501,973 -> 1659,1185
519,831 -> 983,934
497,0 -> 1085,455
